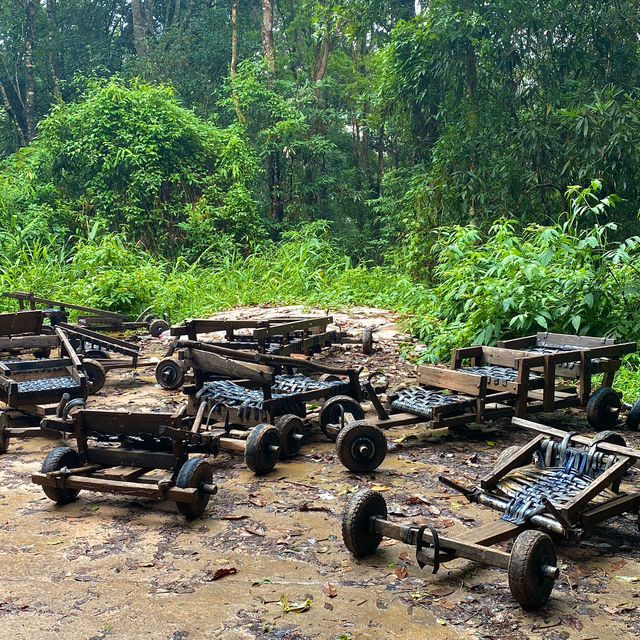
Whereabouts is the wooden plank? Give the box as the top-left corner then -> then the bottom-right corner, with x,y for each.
375,519 -> 511,569
580,492 -> 640,530
55,327 -> 82,368
32,472 -> 200,502
3,291 -> 124,318
76,409 -> 183,437
190,349 -> 275,384
418,366 -> 485,396
85,447 -> 176,469
456,519 -> 524,546
497,335 -> 537,349
0,335 -> 58,350
253,317 -> 331,340
99,467 -> 148,481
561,457 -> 633,521
480,434 -> 546,490
58,323 -> 139,357
0,310 -> 43,336
512,417 -> 640,461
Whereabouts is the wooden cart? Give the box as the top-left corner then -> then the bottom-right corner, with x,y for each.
0,310 -> 59,358
157,315 -> 377,389
342,416 -> 640,608
342,345 -> 629,439
497,332 -> 636,427
174,340 -> 388,473
58,322 -> 158,392
32,407 -> 220,518
0,328 -> 88,453
3,290 -> 169,337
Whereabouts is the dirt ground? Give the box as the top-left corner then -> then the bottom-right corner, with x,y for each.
2,306 -> 640,640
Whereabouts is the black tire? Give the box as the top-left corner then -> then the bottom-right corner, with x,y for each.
627,397 -> 640,431
592,430 -> 626,448
33,348 -> 52,359
319,396 -> 365,441
508,530 -> 557,609
336,421 -> 387,473
362,328 -> 374,355
342,489 -> 387,557
143,314 -> 158,323
586,387 -> 621,430
83,359 -> 106,394
494,445 -> 524,471
0,426 -> 8,455
155,358 -> 185,390
149,318 -> 170,337
244,423 -> 280,474
275,414 -> 305,459
84,349 -> 110,360
175,457 -> 213,519
41,447 -> 82,504
318,374 -> 341,383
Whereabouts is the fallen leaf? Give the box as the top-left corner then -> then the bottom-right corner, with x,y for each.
280,595 -> 312,613
617,576 -> 640,583
322,583 -> 337,598
564,616 -> 583,631
394,566 -> 408,579
440,599 -> 456,610
210,567 -> 237,581
371,485 -> 391,491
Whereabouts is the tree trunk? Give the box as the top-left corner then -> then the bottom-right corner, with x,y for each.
144,0 -> 156,36
230,0 -> 245,122
0,80 -> 26,146
46,0 -> 61,100
24,0 -> 36,142
376,122 -> 384,195
313,31 -> 329,83
131,0 -> 148,56
261,0 -> 275,76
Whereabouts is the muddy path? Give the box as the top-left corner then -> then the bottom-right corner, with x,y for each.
1,306 -> 640,640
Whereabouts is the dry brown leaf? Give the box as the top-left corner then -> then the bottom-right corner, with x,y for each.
322,582 -> 337,598
394,566 -> 408,579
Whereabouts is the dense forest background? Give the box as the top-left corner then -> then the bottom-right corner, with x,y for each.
1,0 -> 640,377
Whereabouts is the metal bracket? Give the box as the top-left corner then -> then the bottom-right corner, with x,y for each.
415,524 -> 440,574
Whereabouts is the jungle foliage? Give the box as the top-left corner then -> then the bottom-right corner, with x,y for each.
1,0 -> 640,378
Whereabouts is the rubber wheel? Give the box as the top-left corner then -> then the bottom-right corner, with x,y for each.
336,421 -> 387,473
362,328 -> 374,355
494,445 -> 524,471
41,447 -> 82,504
0,426 -> 7,454
342,489 -> 387,557
33,348 -> 52,359
586,387 -> 621,430
508,530 -> 557,609
319,396 -> 365,441
84,349 -> 110,360
143,314 -> 157,323
275,414 -> 305,459
627,397 -> 640,431
83,359 -> 106,394
244,423 -> 280,474
149,319 -> 170,338
318,374 -> 341,383
175,457 -> 213,519
155,358 -> 185,390
592,430 -> 626,448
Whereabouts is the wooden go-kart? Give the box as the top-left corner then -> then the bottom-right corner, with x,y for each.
32,403 -> 220,518
157,316 -> 377,389
0,309 -> 59,358
0,328 -> 88,454
177,340 -> 388,473
497,332 -> 636,428
342,417 -> 640,608
3,290 -> 169,337
58,322 -> 158,392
